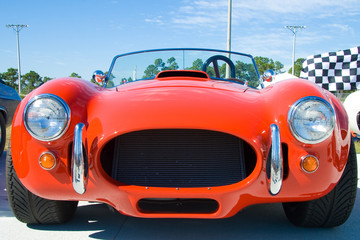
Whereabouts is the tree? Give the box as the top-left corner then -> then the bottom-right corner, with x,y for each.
143,57 -> 179,78
235,61 -> 259,87
288,58 -> 305,77
274,61 -> 284,74
254,56 -> 285,76
70,72 -> 82,78
254,56 -> 275,75
163,57 -> 179,70
43,76 -> 52,83
1,69 -> 52,94
143,64 -> 160,78
1,68 -> 18,89
188,58 -> 203,71
22,71 -> 42,94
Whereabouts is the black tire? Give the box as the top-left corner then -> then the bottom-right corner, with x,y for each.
0,113 -> 6,157
5,144 -> 78,224
283,139 -> 357,227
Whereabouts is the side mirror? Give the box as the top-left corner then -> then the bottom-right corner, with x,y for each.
92,70 -> 106,83
263,69 -> 275,82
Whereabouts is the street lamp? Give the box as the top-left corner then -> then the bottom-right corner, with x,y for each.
285,25 -> 306,75
6,24 -> 29,94
225,0 -> 232,78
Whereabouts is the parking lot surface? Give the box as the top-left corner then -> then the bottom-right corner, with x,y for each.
1,151 -> 360,240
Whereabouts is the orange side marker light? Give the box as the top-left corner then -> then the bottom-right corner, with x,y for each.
39,152 -> 56,170
301,155 -> 319,173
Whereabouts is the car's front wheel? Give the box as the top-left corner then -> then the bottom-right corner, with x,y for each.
5,145 -> 78,224
282,139 -> 357,227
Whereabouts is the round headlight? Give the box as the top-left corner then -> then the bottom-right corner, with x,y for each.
24,94 -> 70,141
288,96 -> 335,144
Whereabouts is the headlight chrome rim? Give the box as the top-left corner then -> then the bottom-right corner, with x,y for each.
24,94 -> 71,141
288,96 -> 335,144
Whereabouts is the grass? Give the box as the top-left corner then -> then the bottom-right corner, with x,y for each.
355,141 -> 360,154
5,125 -> 11,152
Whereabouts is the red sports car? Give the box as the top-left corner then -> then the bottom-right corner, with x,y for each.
6,49 -> 357,227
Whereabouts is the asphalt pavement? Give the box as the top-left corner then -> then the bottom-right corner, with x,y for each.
1,151 -> 360,240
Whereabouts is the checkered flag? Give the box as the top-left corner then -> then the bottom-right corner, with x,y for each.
300,46 -> 360,91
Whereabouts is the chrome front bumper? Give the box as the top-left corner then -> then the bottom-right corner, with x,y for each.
268,124 -> 283,195
72,123 -> 88,194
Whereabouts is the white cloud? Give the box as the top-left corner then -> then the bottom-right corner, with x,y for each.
164,0 -> 360,27
0,49 -> 13,54
141,0 -> 360,69
145,16 -> 164,24
327,24 -> 354,33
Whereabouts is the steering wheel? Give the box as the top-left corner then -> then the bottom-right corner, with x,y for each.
202,55 -> 236,79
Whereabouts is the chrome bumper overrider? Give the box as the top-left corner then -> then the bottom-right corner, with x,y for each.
268,124 -> 283,195
72,123 -> 88,194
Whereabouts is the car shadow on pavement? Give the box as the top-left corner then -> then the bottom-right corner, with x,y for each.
26,190 -> 360,240
2,150 -> 360,240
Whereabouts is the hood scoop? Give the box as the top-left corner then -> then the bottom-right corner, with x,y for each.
156,70 -> 209,80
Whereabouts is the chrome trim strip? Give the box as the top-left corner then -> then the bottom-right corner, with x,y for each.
72,123 -> 88,194
269,124 -> 283,195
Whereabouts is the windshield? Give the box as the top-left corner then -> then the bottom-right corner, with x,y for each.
106,48 -> 260,88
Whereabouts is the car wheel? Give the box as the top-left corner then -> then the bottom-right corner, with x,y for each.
5,144 -> 78,224
0,113 -> 6,157
282,139 -> 357,227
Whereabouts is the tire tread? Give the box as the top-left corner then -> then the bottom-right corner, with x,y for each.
283,139 -> 357,227
5,144 -> 78,224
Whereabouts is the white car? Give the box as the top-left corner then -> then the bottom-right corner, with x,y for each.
344,91 -> 360,135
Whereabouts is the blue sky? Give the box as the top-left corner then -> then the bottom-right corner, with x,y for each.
1,0 -> 360,80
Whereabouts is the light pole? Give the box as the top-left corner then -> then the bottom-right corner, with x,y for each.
225,0 -> 232,78
285,25 -> 306,75
6,24 -> 29,94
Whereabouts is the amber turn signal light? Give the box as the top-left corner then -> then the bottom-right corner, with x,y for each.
301,155 -> 319,173
39,152 -> 56,170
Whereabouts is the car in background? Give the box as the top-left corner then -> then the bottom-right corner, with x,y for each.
344,91 -> 360,137
6,48 -> 357,228
0,79 -> 21,156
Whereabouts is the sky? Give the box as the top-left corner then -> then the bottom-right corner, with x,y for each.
1,0 -> 360,80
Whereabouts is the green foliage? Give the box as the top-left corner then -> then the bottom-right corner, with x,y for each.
1,68 -> 52,94
234,61 -> 259,87
69,72 -> 82,78
142,56 -> 264,88
288,58 -> 305,77
0,55 -> 285,94
274,61 -> 284,73
254,56 -> 283,75
188,58 -> 203,71
22,71 -> 42,93
187,58 -> 215,77
164,57 -> 179,70
143,57 -> 180,78
1,68 -> 18,89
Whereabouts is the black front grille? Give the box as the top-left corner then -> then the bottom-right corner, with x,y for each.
108,129 -> 249,188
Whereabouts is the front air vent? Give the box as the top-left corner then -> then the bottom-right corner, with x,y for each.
138,198 -> 219,214
100,129 -> 257,188
156,70 -> 209,79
